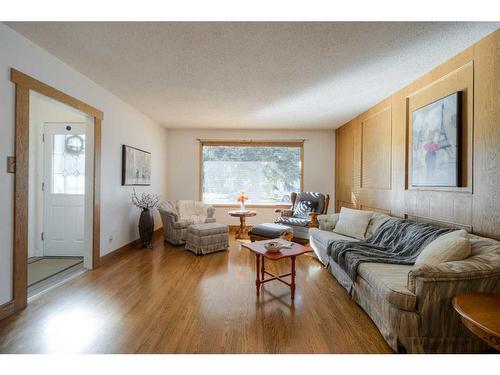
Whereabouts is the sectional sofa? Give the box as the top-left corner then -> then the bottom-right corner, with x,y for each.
309,211 -> 500,353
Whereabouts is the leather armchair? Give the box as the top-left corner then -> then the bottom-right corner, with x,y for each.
275,192 -> 329,242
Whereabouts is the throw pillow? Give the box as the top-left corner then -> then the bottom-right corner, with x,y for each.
333,207 -> 373,240
414,229 -> 471,266
293,200 -> 318,219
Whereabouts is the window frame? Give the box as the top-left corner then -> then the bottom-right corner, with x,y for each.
198,140 -> 304,207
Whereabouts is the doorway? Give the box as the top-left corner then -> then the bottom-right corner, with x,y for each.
27,93 -> 94,297
10,69 -> 103,315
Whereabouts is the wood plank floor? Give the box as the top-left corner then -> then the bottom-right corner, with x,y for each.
0,233 -> 392,354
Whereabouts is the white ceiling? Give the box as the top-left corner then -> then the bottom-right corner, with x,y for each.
6,22 -> 499,129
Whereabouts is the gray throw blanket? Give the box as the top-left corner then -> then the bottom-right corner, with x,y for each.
327,218 -> 455,281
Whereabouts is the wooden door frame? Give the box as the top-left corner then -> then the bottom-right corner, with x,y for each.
10,69 -> 103,313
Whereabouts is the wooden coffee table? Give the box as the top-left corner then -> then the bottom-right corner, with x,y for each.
452,293 -> 500,350
228,210 -> 257,239
242,240 -> 312,300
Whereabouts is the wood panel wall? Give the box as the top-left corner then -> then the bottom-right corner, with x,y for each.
335,29 -> 500,240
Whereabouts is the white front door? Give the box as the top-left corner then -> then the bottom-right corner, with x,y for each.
43,123 -> 86,256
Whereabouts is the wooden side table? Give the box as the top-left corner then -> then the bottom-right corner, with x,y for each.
452,293 -> 500,351
228,210 -> 256,240
242,241 -> 312,300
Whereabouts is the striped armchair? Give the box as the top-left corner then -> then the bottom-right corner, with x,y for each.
158,201 -> 216,245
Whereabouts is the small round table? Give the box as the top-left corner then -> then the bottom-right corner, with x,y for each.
452,293 -> 500,351
228,210 -> 257,240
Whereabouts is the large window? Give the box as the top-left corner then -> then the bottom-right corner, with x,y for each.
200,141 -> 303,205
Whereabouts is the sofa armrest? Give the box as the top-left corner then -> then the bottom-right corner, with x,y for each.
406,260 -> 500,342
408,260 -> 500,294
407,262 -> 500,346
317,213 -> 339,232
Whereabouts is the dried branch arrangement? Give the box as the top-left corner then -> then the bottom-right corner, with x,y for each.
131,188 -> 160,210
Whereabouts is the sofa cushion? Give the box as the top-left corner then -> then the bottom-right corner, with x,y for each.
275,216 -> 310,227
357,262 -> 417,311
309,227 -> 360,249
415,229 -> 471,266
318,213 -> 340,231
333,207 -> 373,240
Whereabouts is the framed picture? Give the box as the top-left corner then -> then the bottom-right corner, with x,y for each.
122,145 -> 151,186
411,91 -> 462,187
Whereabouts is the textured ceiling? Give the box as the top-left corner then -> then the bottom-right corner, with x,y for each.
6,22 -> 499,129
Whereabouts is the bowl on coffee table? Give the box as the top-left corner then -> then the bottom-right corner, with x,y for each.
263,239 -> 291,253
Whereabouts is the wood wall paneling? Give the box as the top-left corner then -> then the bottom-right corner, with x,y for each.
361,106 -> 392,190
335,29 -> 500,239
359,101 -> 392,214
335,123 -> 357,211
336,99 -> 392,215
471,31 -> 500,239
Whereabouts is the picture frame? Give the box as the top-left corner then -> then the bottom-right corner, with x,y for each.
122,145 -> 151,186
410,91 -> 462,187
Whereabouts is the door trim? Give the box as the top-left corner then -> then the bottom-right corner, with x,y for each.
10,68 -> 103,313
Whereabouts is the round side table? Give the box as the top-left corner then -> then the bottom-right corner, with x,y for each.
228,210 -> 257,240
452,293 -> 500,351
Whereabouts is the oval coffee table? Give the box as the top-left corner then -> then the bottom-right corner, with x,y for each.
228,210 -> 257,240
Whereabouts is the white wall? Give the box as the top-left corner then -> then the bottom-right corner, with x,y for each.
0,24 -> 169,305
166,129 -> 335,225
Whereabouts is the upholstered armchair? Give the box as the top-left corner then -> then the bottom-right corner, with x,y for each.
158,200 -> 216,245
275,192 -> 329,243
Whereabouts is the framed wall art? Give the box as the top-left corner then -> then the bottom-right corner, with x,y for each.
122,145 -> 151,186
411,91 -> 462,187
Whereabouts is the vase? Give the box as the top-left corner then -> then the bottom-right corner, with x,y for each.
240,202 -> 245,211
139,208 -> 154,248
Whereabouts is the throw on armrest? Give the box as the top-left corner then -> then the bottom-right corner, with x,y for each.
317,213 -> 340,232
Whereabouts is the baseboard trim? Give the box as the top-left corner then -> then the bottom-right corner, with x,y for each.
99,227 -> 163,265
0,300 -> 15,321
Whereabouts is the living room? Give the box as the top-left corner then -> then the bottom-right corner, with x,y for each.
0,1 -> 499,373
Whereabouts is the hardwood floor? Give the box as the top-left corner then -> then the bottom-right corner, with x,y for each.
0,233 -> 392,354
